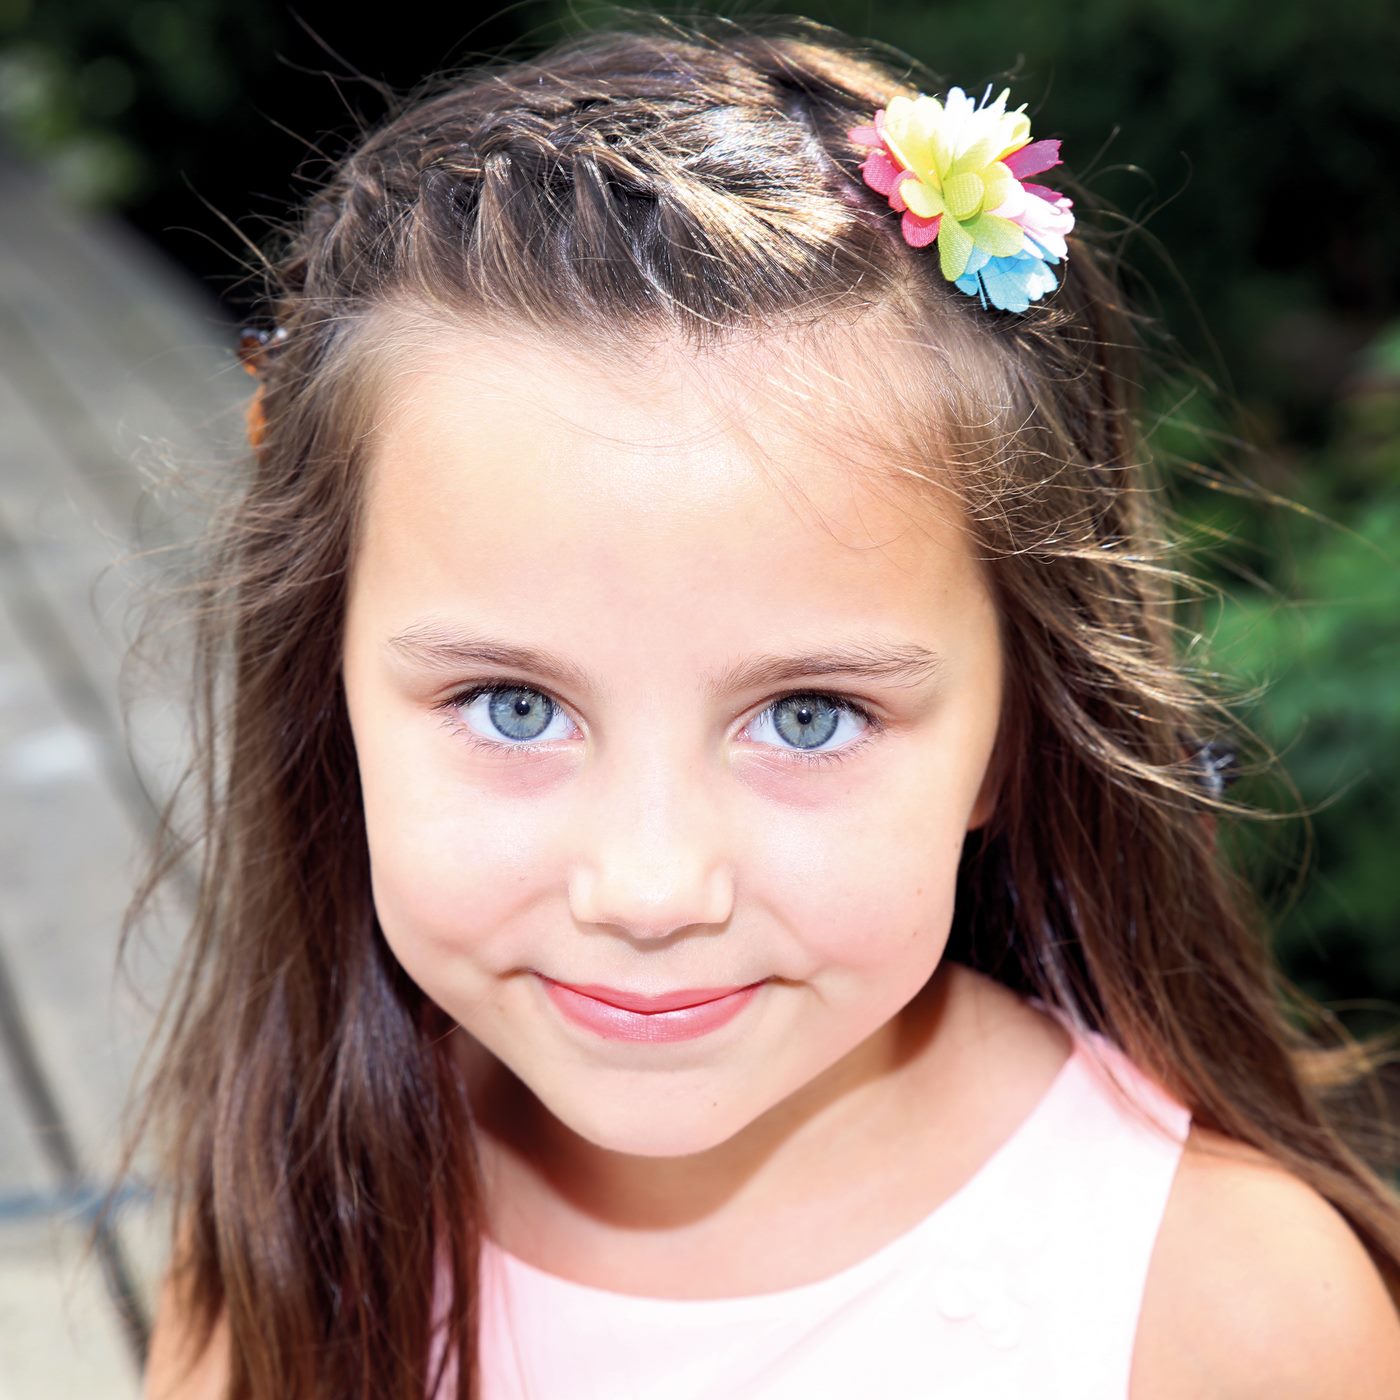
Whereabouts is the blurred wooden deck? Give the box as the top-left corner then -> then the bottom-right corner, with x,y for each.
0,141 -> 247,1398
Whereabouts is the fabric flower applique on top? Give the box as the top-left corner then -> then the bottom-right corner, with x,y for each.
848,84 -> 1076,313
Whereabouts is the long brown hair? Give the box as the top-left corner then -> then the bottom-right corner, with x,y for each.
109,11 -> 1400,1398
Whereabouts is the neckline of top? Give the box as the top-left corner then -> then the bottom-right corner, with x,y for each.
481,1009 -> 1089,1320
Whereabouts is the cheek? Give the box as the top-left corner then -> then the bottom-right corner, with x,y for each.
756,790 -> 964,977
359,756 -> 542,974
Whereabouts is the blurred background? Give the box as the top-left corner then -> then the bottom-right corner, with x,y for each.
0,0 -> 1396,1393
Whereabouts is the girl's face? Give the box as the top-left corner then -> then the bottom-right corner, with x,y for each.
342,331 -> 1004,1161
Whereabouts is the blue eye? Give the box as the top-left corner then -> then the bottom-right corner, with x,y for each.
433,682 -> 882,768
479,685 -> 566,742
746,693 -> 876,765
443,683 -> 574,748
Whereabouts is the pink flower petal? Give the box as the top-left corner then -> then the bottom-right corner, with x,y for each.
1022,182 -> 1067,205
860,149 -> 907,199
901,210 -> 941,247
1003,139 -> 1062,180
1010,189 -> 1075,258
848,123 -> 881,148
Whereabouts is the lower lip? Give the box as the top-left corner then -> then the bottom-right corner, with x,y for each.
540,977 -> 764,1043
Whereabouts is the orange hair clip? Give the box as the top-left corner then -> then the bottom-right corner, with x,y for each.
237,324 -> 288,453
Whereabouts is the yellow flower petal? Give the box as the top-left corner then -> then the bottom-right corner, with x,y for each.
908,93 -> 953,176
992,111 -> 1033,163
900,178 -> 945,220
883,94 -> 947,182
981,163 -> 1017,211
951,93 -> 1028,173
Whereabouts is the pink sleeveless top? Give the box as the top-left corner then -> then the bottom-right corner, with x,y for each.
441,1005 -> 1192,1399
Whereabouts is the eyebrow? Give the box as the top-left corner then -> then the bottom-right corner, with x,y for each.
385,623 -> 943,699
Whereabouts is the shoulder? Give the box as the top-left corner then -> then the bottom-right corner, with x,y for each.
1130,1123 -> 1400,1399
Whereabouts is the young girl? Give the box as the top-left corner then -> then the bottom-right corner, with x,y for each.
124,12 -> 1400,1399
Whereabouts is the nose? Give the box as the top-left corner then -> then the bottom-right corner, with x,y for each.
568,745 -> 735,942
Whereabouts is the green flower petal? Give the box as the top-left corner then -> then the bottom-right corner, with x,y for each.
967,212 -> 1025,257
937,214 -> 974,280
943,171 -> 985,221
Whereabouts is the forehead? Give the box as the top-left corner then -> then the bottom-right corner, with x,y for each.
350,327 -> 988,650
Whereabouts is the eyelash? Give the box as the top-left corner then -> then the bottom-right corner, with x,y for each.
431,681 -> 884,770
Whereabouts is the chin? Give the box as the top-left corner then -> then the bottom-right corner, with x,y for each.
544,1090 -> 756,1160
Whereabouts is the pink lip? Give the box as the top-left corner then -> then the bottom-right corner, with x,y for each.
542,978 -> 758,1013
537,975 -> 765,1043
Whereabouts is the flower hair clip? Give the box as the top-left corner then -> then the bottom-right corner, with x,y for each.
848,85 -> 1075,313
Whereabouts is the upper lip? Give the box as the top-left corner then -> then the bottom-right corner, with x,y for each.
538,975 -> 763,1014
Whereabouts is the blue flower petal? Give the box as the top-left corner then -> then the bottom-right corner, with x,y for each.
955,251 -> 1060,312
954,269 -> 987,303
962,245 -> 994,276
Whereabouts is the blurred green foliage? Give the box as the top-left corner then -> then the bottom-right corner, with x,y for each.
0,0 -> 268,205
1,0 -> 1396,1029
1208,355 -> 1400,1034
